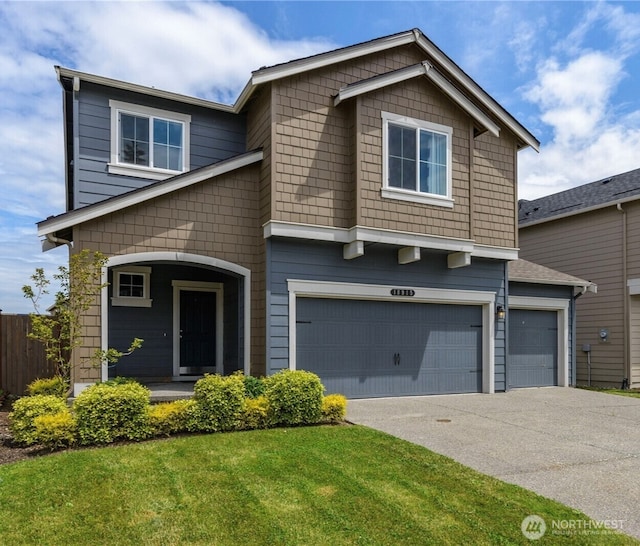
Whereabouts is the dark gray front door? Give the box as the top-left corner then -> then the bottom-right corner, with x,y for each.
296,298 -> 482,398
179,290 -> 216,375
509,309 -> 557,387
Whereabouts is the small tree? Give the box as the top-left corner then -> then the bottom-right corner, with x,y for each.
22,249 -> 142,386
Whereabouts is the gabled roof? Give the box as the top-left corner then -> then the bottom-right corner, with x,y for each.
38,150 -> 263,239
509,259 -> 594,289
519,167 -> 640,227
58,28 -> 539,152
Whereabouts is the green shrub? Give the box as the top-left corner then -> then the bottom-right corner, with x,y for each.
73,381 -> 152,445
239,395 -> 271,430
321,394 -> 347,423
148,399 -> 197,436
26,376 -> 68,398
102,376 -> 137,386
9,395 -> 69,445
0,388 -> 6,407
243,375 -> 265,399
264,370 -> 324,426
193,374 -> 245,432
33,410 -> 76,449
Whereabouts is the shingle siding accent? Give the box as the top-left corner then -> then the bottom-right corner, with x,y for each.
70,166 -> 266,384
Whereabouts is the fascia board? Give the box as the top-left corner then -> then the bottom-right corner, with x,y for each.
250,32 -> 415,87
413,34 -> 539,151
38,150 -> 263,236
509,277 -> 594,288
423,65 -> 501,138
334,64 -> 425,106
55,66 -> 236,114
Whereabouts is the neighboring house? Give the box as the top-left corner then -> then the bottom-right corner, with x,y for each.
37,29 -> 591,398
519,168 -> 640,389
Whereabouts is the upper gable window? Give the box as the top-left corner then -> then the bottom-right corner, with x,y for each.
381,112 -> 453,208
109,100 -> 191,180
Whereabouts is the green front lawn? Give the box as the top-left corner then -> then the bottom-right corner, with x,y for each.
0,426 -> 636,545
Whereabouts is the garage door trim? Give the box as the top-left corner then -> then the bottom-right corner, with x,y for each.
287,279 -> 496,394
508,296 -> 569,387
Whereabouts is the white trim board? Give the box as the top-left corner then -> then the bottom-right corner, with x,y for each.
508,296 -> 570,388
287,279 -> 496,394
264,220 -> 519,261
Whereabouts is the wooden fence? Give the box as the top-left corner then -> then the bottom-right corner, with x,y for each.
0,313 -> 56,396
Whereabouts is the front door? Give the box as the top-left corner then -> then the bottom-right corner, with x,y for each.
179,290 -> 217,375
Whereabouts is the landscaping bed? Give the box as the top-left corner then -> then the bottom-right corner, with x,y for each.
0,405 -> 45,465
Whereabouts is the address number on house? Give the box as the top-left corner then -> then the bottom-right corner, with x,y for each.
390,289 -> 415,297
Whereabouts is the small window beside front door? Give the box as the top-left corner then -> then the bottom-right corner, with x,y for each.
112,266 -> 152,307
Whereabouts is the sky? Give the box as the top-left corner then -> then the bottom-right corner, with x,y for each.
2,0 -> 640,313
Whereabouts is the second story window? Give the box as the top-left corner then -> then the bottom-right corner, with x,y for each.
382,112 -> 453,208
109,100 -> 191,180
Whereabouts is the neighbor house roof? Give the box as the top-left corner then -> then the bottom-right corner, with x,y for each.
519,167 -> 640,227
509,259 -> 595,290
57,28 -> 539,152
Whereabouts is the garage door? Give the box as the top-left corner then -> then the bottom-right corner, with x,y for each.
509,309 -> 557,387
296,298 -> 482,398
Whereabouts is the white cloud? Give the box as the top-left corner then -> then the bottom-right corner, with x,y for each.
518,3 -> 640,200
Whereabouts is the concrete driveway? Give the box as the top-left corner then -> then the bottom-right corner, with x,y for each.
347,387 -> 640,540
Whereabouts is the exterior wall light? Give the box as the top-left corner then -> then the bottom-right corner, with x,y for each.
496,305 -> 506,320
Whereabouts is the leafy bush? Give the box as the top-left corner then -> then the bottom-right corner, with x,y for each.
0,388 -> 6,407
73,381 -> 152,445
33,410 -> 76,449
239,395 -> 271,430
264,370 -> 324,426
9,395 -> 69,445
148,399 -> 197,436
102,376 -> 137,386
243,375 -> 265,399
192,374 -> 245,432
321,394 -> 347,423
26,376 -> 68,398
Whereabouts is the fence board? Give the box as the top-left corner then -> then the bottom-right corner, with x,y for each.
0,314 -> 56,396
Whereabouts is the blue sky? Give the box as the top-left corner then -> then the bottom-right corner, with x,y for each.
1,1 -> 640,313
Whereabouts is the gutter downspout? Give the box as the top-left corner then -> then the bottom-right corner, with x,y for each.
573,286 -> 588,387
617,203 -> 630,388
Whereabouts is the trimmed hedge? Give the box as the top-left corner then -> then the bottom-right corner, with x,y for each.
322,394 -> 347,423
148,399 -> 197,436
74,382 -> 152,445
264,370 -> 324,426
9,395 -> 69,445
9,373 -> 347,449
26,376 -> 68,398
192,373 -> 245,432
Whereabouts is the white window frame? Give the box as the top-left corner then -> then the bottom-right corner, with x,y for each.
381,111 -> 453,208
109,100 -> 191,180
111,266 -> 152,307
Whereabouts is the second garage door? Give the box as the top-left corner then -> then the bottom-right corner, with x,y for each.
296,298 -> 482,398
508,308 -> 558,388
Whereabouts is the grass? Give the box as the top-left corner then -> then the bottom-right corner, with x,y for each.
0,426 -> 636,545
579,386 -> 640,399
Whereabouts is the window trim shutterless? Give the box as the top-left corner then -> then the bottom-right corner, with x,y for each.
111,266 -> 152,307
381,111 -> 453,208
109,100 -> 191,180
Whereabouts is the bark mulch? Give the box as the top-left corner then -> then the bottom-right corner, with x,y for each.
0,404 -> 47,465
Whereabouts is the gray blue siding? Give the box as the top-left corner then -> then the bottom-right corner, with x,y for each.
266,238 -> 508,391
108,263 -> 243,379
75,82 -> 246,208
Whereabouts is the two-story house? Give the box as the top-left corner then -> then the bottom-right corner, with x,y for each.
519,167 -> 640,389
37,29 -> 592,397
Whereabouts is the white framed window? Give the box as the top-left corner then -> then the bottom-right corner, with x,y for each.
109,100 -> 191,180
381,111 -> 453,208
111,266 -> 152,307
